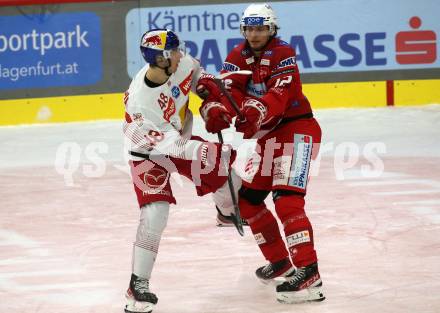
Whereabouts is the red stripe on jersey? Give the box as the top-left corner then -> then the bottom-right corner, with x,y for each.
125,112 -> 132,123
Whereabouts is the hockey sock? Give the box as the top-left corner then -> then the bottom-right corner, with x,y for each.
274,194 -> 317,267
239,197 -> 288,262
132,201 -> 169,279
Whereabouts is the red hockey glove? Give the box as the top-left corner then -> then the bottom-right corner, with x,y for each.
196,74 -> 222,101
196,141 -> 236,168
235,98 -> 267,139
200,100 -> 232,134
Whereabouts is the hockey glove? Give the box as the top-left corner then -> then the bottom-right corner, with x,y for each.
196,74 -> 223,101
235,98 -> 267,139
196,141 -> 237,172
200,100 -> 233,134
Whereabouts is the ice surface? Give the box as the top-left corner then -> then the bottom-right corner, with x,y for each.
0,105 -> 439,313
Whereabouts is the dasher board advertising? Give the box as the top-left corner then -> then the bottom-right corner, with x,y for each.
0,12 -> 102,90
125,0 -> 440,77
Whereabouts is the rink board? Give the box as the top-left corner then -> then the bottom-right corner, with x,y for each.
0,79 -> 439,125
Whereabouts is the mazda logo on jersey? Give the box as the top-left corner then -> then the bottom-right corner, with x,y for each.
144,168 -> 169,190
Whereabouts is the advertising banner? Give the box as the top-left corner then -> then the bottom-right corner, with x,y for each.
126,0 -> 440,77
0,12 -> 102,90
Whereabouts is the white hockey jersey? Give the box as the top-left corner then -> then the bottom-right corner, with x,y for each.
123,54 -> 208,161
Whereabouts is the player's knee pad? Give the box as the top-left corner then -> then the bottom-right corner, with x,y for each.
238,187 -> 269,220
137,201 -> 170,239
238,197 -> 265,221
239,186 -> 269,206
273,190 -> 307,227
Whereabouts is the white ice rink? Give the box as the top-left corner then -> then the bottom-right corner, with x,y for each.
1,105 -> 439,313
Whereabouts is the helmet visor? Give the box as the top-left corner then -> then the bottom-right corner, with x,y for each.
163,41 -> 186,58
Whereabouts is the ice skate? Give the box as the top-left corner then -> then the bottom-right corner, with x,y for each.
125,274 -> 158,313
276,262 -> 325,303
255,257 -> 296,285
216,206 -> 249,227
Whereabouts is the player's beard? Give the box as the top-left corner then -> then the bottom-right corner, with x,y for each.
247,36 -> 272,54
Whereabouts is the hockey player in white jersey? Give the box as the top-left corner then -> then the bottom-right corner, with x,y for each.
122,29 -> 242,313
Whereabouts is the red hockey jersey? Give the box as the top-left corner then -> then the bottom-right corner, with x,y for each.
221,37 -> 312,133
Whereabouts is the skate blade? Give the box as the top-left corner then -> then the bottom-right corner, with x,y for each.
125,308 -> 153,313
125,297 -> 155,313
216,215 -> 249,228
124,307 -> 153,313
216,222 -> 248,227
258,276 -> 289,286
276,286 -> 325,304
216,221 -> 235,227
257,268 -> 296,286
125,304 -> 154,313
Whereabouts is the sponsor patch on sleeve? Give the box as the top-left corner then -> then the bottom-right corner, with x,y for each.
222,62 -> 240,72
274,56 -> 297,70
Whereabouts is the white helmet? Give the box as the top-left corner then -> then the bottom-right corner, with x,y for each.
240,3 -> 278,36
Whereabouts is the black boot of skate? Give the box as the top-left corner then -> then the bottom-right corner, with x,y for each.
216,206 -> 249,227
255,257 -> 296,284
125,273 -> 158,313
276,262 -> 325,303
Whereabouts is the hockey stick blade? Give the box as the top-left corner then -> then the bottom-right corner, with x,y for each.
217,70 -> 252,80
230,212 -> 244,236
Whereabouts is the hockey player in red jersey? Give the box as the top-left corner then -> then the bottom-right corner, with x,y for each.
198,3 -> 325,304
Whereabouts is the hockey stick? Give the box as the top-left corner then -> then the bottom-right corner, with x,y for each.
213,70 -> 252,117
197,71 -> 253,236
211,71 -> 254,236
216,131 -> 244,236
213,79 -> 242,117
216,70 -> 252,80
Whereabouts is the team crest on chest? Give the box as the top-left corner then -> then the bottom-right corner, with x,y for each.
171,86 -> 180,98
